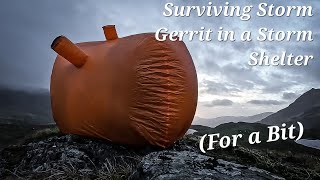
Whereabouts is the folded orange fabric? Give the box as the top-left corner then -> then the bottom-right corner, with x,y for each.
50,25 -> 198,148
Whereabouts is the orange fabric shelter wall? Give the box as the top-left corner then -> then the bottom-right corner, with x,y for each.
50,25 -> 198,148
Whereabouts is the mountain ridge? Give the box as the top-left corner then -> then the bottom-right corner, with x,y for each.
259,88 -> 320,127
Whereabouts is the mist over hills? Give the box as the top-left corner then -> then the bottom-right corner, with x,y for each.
192,112 -> 273,128
193,88 -> 320,133
0,87 -> 53,125
0,85 -> 318,131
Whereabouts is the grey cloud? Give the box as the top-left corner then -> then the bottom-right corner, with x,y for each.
247,100 -> 286,105
0,0 -> 319,117
1,0 -> 319,90
282,92 -> 299,100
262,82 -> 297,94
0,0 -> 164,89
205,99 -> 234,107
200,79 -> 241,95
231,41 -> 256,52
200,61 -> 263,91
220,63 -> 267,89
0,1 -> 99,89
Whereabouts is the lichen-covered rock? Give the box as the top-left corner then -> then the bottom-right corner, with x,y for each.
130,150 -> 284,180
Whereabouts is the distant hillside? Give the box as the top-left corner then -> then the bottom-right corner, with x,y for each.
288,106 -> 320,139
289,105 -> 320,129
259,88 -> 320,129
193,112 -> 273,127
0,87 -> 53,125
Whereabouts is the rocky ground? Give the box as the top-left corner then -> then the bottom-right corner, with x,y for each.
131,150 -> 284,180
0,133 -> 150,179
0,129 -> 319,179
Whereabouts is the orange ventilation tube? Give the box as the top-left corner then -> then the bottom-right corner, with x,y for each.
50,25 -> 198,148
103,25 -> 118,40
51,36 -> 88,68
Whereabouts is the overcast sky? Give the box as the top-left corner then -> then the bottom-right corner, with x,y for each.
0,0 -> 319,118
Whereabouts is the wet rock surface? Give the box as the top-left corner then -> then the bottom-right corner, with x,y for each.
0,133 -> 284,179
